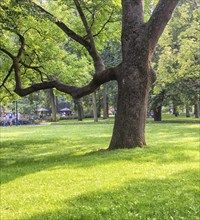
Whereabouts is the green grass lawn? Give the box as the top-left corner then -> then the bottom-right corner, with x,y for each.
0,115 -> 199,220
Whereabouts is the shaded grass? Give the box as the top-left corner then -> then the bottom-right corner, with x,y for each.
0,118 -> 199,220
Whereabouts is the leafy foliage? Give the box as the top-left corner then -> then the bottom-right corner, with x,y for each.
154,0 -> 200,107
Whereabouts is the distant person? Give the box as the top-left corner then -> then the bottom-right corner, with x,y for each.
8,112 -> 13,126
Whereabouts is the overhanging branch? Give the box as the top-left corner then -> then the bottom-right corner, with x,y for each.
14,67 -> 117,99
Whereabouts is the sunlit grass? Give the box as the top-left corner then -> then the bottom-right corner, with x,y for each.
0,117 -> 199,220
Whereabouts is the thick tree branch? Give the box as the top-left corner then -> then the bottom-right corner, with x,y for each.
121,0 -> 144,53
122,0 -> 144,33
16,33 -> 25,57
14,67 -> 117,99
147,0 -> 180,52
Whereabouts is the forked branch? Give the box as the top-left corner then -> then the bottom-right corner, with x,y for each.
31,1 -> 92,55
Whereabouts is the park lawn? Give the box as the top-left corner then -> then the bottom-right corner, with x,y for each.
0,118 -> 199,220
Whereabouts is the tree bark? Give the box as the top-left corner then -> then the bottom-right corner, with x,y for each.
49,89 -> 57,122
153,106 -> 162,121
102,84 -> 108,119
92,92 -> 98,122
194,103 -> 200,118
75,99 -> 84,121
173,101 -> 177,116
109,65 -> 151,149
151,90 -> 165,122
186,106 -> 190,117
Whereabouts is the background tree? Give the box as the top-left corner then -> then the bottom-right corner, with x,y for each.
153,0 -> 200,118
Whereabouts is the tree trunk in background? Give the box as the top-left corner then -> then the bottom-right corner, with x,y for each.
172,101 -> 179,116
186,106 -> 190,117
153,106 -> 162,121
49,89 -> 57,122
76,99 -> 84,121
173,102 -> 177,116
194,103 -> 200,118
92,92 -> 98,122
151,90 -> 165,122
106,95 -> 109,118
97,90 -> 101,118
102,84 -> 108,119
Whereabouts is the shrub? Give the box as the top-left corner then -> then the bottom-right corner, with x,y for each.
34,119 -> 40,124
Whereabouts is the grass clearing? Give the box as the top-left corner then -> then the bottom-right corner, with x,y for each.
0,115 -> 199,220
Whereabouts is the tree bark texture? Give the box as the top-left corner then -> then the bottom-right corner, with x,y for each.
186,106 -> 190,118
153,106 -> 162,121
102,84 -> 108,119
152,90 -> 165,122
75,99 -> 84,121
92,92 -> 98,122
109,64 -> 151,149
49,89 -> 57,122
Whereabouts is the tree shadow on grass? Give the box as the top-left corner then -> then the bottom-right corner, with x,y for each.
21,169 -> 199,220
1,122 -> 199,185
1,138 -> 199,185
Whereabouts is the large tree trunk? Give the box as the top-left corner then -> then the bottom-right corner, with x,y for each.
109,67 -> 151,149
